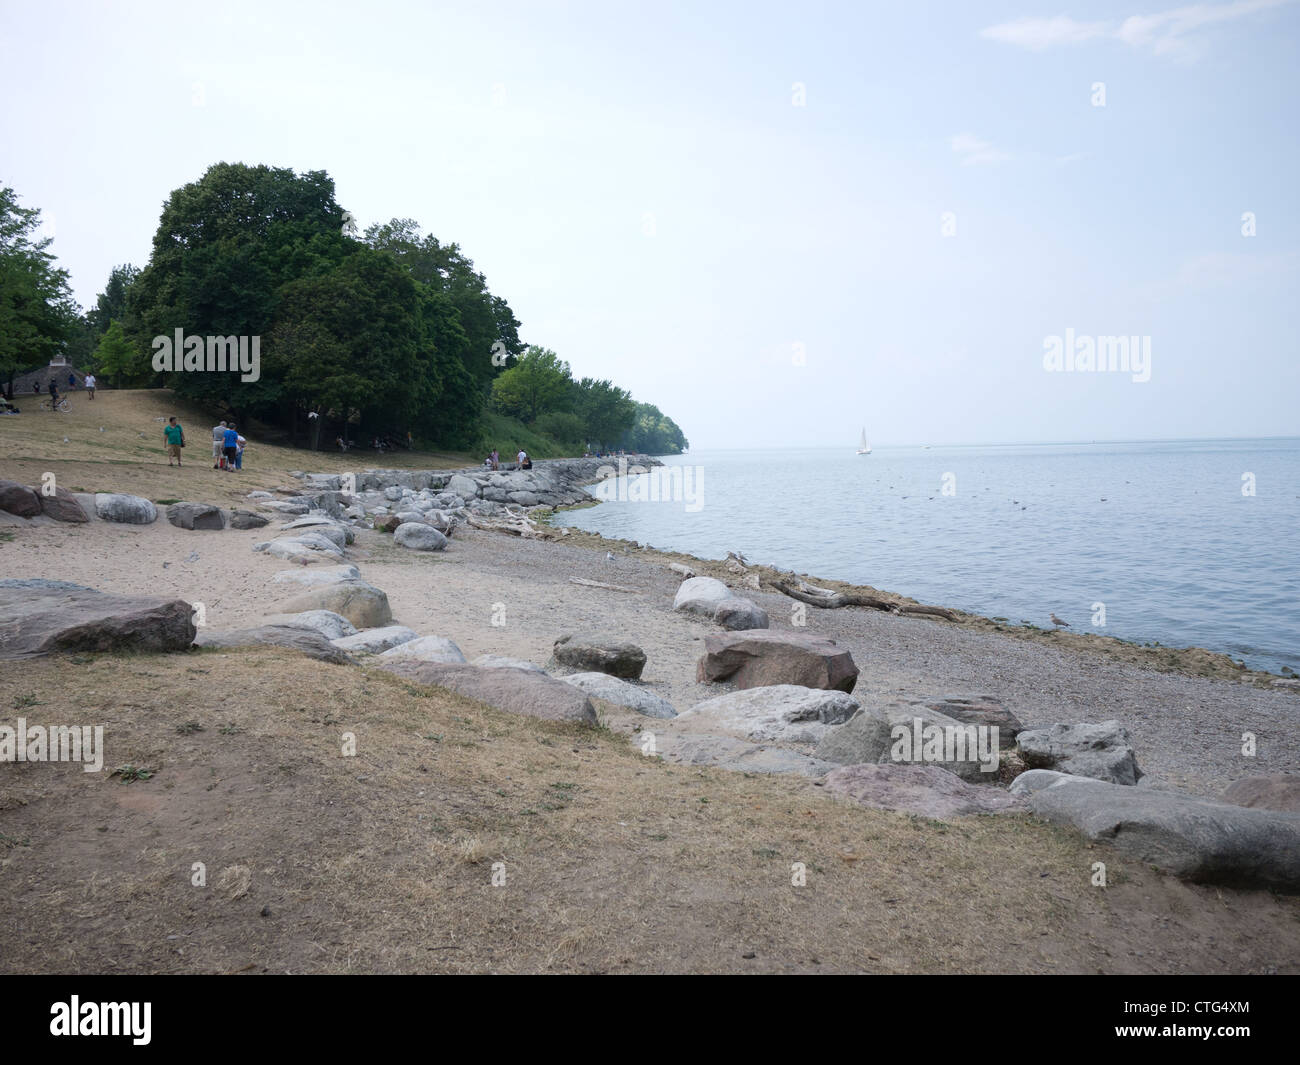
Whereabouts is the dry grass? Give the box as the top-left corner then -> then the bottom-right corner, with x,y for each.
2,648 -> 1296,974
0,388 -> 472,504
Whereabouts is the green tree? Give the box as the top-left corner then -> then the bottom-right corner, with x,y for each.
86,264 -> 140,336
533,410 -> 586,449
491,346 -> 573,423
130,162 -> 349,418
365,218 -> 522,388
622,401 -> 689,454
0,186 -> 76,395
571,376 -> 636,449
93,320 -> 145,388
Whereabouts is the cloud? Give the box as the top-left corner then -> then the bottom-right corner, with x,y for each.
980,0 -> 1291,58
979,15 -> 1110,50
951,132 -> 1010,165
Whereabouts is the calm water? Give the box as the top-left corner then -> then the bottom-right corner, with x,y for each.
557,440 -> 1300,674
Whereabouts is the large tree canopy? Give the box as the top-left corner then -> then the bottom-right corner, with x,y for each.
0,185 -> 76,390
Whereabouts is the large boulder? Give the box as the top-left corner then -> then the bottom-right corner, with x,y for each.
552,634 -> 646,679
560,672 -> 677,718
332,625 -> 418,654
656,732 -> 835,777
381,660 -> 597,724
924,696 -> 1025,748
271,579 -> 392,629
1020,772 -> 1300,891
378,635 -> 467,664
394,523 -> 449,551
713,597 -> 769,631
0,581 -> 195,658
677,685 -> 858,744
1222,774 -> 1300,813
36,487 -> 89,523
473,654 -> 546,673
0,480 -> 41,518
166,501 -> 226,530
261,610 -> 358,640
696,630 -> 858,693
1016,721 -> 1142,785
94,493 -> 157,524
446,474 -> 480,501
194,624 -> 354,665
228,509 -> 270,530
673,576 -> 733,617
270,564 -> 361,588
814,698 -> 1001,783
254,535 -> 344,564
281,514 -> 355,545
825,763 -> 1026,818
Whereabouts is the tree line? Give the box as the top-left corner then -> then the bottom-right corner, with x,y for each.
0,165 -> 688,455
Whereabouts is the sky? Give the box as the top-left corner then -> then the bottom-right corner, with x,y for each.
2,0 -> 1297,448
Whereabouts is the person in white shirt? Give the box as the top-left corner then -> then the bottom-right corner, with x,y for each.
84,373 -> 97,399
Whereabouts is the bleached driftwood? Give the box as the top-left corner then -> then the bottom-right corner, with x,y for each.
774,580 -> 958,621
569,577 -> 639,593
464,512 -> 555,539
668,562 -> 696,580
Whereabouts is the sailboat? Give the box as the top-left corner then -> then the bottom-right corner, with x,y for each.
856,428 -> 871,455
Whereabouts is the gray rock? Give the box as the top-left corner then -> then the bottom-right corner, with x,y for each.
36,486 -> 89,523
552,633 -> 646,679
508,491 -> 540,507
194,624 -> 354,665
94,493 -> 157,524
472,654 -> 546,673
925,696 -> 1025,747
679,684 -> 858,743
270,564 -> 361,588
825,763 -> 1026,818
672,576 -> 733,617
166,501 -> 226,530
561,672 -> 677,718
1222,774 -> 1300,813
332,625 -> 418,654
262,609 -> 358,640
713,597 -> 769,631
1025,774 -> 1300,891
380,660 -> 597,724
281,514 -> 355,544
379,635 -> 467,664
394,523 -> 448,551
446,474 -> 480,501
1016,721 -> 1142,785
1008,769 -> 1074,796
279,522 -> 347,550
814,699 -> 1001,783
272,579 -> 392,629
0,583 -> 195,658
254,535 -> 344,563
697,630 -> 859,693
0,480 -> 41,518
228,509 -> 270,529
657,732 -> 835,777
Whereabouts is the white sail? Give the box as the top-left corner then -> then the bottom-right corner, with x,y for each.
857,428 -> 871,454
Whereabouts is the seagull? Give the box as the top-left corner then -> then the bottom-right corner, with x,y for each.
605,551 -> 615,561
1050,613 -> 1070,628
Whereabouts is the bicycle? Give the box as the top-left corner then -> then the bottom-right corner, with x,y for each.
40,396 -> 71,412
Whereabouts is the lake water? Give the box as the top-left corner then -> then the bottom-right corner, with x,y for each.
555,439 -> 1300,674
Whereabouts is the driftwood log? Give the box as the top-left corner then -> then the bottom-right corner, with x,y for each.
773,580 -> 958,621
569,577 -> 638,593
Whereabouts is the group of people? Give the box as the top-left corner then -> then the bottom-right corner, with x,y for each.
33,372 -> 97,408
483,448 -> 531,470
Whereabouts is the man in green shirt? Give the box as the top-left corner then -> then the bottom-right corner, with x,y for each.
163,417 -> 185,466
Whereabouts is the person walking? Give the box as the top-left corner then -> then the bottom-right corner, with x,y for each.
47,379 -> 60,410
163,416 -> 185,466
212,420 -> 228,468
84,373 -> 96,399
234,431 -> 247,470
68,372 -> 76,390
222,423 -> 239,472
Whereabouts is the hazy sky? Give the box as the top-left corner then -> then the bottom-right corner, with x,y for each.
2,0 -> 1297,448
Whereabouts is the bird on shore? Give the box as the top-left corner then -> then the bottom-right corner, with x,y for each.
605,551 -> 615,561
1050,613 -> 1070,628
